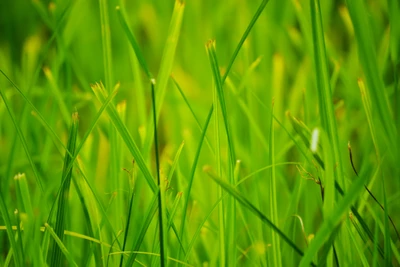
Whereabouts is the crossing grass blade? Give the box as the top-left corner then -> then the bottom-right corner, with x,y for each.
268,103 -> 282,267
299,168 -> 370,266
0,73 -> 45,193
91,82 -> 157,192
124,190 -> 159,267
45,223 -> 79,267
49,112 -> 79,266
205,168 -> 314,265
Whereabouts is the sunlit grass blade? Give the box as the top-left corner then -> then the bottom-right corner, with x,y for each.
49,112 -> 79,266
206,40 -> 236,163
45,223 -> 78,267
299,169 -> 370,266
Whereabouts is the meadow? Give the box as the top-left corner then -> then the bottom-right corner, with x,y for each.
0,0 -> 399,266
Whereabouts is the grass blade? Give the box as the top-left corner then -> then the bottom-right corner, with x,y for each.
45,223 -> 78,267
0,73 -> 45,193
49,112 -> 79,266
91,82 -> 157,192
347,0 -> 397,148
299,169 -> 370,266
151,79 -> 168,266
205,168 -> 311,264
310,0 -> 345,189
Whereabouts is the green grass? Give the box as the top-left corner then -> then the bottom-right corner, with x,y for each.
0,0 -> 399,266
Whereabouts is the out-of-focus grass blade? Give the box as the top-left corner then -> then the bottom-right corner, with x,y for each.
172,78 -> 215,154
382,178 -> 392,265
0,195 -> 23,266
299,169 -> 370,267
0,73 -> 45,193
205,168 -> 311,264
45,223 -> 78,267
99,0 -> 113,92
310,0 -> 344,188
268,103 -> 282,267
49,112 -> 79,266
167,141 -> 185,185
115,5 -> 153,80
14,173 -> 44,266
178,105 -> 214,256
153,0 -> 185,120
346,0 -> 396,149
141,0 -> 185,153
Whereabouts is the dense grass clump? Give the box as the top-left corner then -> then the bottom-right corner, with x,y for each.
0,0 -> 399,266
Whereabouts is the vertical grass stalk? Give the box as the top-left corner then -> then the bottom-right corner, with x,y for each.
49,112 -> 79,266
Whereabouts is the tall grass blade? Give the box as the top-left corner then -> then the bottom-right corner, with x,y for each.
151,79 -> 168,266
49,112 -> 79,266
347,0 -> 397,149
91,83 -> 157,192
309,0 -> 345,188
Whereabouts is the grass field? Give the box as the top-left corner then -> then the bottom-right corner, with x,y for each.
0,0 -> 399,266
